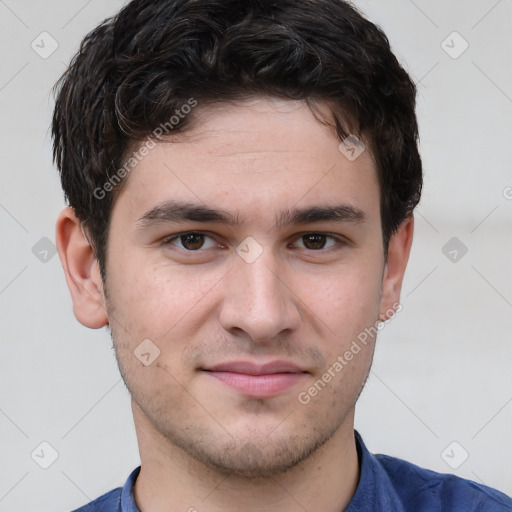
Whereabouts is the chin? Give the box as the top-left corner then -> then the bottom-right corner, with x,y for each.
167,422 -> 339,480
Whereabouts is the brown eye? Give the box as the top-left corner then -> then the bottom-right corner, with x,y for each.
301,234 -> 328,250
293,233 -> 342,251
180,233 -> 205,250
165,232 -> 217,251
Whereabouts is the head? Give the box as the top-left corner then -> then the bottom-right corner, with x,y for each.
54,0 -> 421,478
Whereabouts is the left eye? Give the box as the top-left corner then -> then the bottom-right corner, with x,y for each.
292,233 -> 340,250
165,232 -> 218,251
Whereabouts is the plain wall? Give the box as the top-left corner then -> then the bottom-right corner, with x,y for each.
0,1 -> 511,510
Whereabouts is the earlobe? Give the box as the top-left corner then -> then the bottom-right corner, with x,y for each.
379,215 -> 414,320
55,207 -> 109,329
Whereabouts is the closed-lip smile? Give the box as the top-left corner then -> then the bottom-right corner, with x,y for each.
202,360 -> 308,398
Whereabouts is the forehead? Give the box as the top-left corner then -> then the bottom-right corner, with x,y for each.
112,98 -> 380,226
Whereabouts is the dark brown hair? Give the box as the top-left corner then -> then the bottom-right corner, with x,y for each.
52,0 -> 422,278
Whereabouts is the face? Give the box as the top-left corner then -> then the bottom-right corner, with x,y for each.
60,97 -> 411,478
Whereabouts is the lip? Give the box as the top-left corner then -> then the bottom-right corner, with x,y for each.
202,360 -> 308,398
205,360 -> 305,375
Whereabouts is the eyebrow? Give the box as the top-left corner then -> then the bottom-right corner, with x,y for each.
136,200 -> 367,229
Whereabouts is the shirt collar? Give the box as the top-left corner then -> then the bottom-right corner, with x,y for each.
345,430 -> 406,512
120,465 -> 141,512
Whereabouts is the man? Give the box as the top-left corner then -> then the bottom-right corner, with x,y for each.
52,0 -> 512,510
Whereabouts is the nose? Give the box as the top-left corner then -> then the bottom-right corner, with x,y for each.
218,245 -> 301,344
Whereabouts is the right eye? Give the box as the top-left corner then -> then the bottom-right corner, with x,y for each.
162,232 -> 220,251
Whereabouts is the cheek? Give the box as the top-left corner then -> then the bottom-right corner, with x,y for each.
305,260 -> 382,327
300,261 -> 382,389
108,257 -> 222,340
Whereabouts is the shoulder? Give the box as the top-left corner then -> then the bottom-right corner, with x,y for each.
376,453 -> 512,512
70,487 -> 122,512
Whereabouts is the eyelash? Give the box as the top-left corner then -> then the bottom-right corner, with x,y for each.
161,231 -> 348,252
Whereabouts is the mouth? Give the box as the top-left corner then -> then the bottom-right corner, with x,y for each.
201,360 -> 308,398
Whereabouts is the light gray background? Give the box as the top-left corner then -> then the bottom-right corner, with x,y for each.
0,1 -> 511,511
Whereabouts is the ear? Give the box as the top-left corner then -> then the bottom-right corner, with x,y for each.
55,207 -> 109,329
379,215 -> 414,320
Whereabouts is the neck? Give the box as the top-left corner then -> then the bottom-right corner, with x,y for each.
132,401 -> 360,512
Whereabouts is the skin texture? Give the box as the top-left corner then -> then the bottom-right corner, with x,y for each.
56,97 -> 414,512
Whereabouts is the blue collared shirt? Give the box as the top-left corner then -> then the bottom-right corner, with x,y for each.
71,430 -> 512,511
